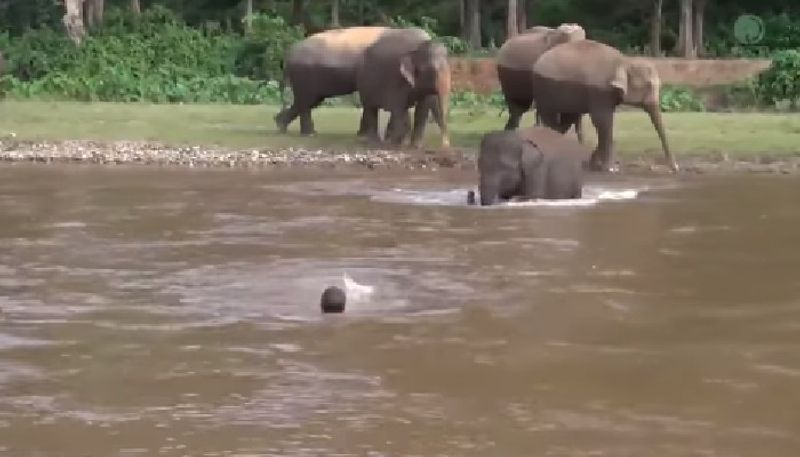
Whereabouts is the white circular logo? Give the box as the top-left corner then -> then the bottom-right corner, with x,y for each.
734,14 -> 765,45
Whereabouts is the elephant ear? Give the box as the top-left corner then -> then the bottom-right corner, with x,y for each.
400,55 -> 415,87
610,65 -> 628,103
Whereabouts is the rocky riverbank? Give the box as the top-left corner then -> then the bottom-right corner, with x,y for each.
2,138 -> 800,175
0,138 -> 473,171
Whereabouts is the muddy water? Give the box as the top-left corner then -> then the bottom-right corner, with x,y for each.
1,164 -> 799,456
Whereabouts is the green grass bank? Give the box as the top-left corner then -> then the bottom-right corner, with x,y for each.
3,101 -> 800,160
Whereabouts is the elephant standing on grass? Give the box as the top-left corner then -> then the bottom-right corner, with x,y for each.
356,28 -> 451,147
531,39 -> 678,172
275,26 -> 391,136
496,23 -> 586,135
474,126 -> 590,206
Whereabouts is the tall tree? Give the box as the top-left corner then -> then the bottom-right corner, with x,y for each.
331,0 -> 340,27
465,0 -> 482,49
517,0 -> 527,32
650,0 -> 663,56
63,0 -> 86,44
692,0 -> 707,57
291,0 -> 304,25
84,0 -> 103,29
459,0 -> 466,38
506,0 -> 518,40
244,0 -> 253,33
130,0 -> 140,14
676,0 -> 695,57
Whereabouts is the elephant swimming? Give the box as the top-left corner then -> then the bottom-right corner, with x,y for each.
496,23 -> 586,136
275,26 -> 393,136
531,39 -> 677,172
472,126 -> 589,206
356,28 -> 451,147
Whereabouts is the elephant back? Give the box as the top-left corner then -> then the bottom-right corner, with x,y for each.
362,27 -> 432,62
496,23 -> 585,71
518,126 -> 592,161
532,39 -> 625,88
286,26 -> 392,69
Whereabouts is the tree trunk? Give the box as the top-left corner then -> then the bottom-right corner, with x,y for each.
517,0 -> 527,32
87,0 -> 103,28
693,0 -> 706,57
459,0 -> 465,39
331,0 -> 340,27
131,0 -> 140,14
244,0 -> 253,33
466,0 -> 482,49
677,0 -> 695,58
291,0 -> 304,26
650,0 -> 663,56
359,0 -> 365,25
63,0 -> 86,44
506,0 -> 518,40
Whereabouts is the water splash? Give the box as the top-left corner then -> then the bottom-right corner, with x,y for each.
342,272 -> 375,301
371,186 -> 641,208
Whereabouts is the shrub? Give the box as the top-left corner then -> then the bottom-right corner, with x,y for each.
660,85 -> 706,112
387,15 -> 469,55
0,6 -> 302,104
755,49 -> 800,110
235,13 -> 304,81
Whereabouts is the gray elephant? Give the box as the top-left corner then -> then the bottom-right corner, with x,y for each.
473,126 -> 589,206
531,39 -> 677,172
356,28 -> 450,147
496,23 -> 585,134
275,26 -> 392,136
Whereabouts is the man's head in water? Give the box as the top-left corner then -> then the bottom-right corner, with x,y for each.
467,190 -> 476,205
321,286 -> 346,313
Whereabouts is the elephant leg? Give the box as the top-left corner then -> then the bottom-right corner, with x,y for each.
299,110 -> 316,136
387,109 -> 410,146
410,99 -> 431,148
534,109 -> 541,127
588,108 -> 615,172
504,101 -> 527,131
558,113 -> 581,135
274,103 -> 300,133
359,106 -> 379,140
479,174 -> 501,206
574,115 -> 585,144
538,110 -> 561,132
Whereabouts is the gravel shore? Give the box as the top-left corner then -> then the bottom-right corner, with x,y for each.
2,138 -> 800,175
0,138 -> 473,171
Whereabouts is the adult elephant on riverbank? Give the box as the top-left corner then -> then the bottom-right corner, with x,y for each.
274,26 -> 391,136
531,39 -> 677,172
474,126 -> 589,206
496,23 -> 585,133
356,28 -> 451,147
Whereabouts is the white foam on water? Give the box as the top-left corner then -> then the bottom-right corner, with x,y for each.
371,186 -> 642,208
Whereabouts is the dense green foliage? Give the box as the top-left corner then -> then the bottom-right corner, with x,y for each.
756,50 -> 800,109
0,0 -> 799,110
0,6 -> 293,103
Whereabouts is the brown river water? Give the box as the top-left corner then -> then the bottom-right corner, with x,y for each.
0,163 -> 799,456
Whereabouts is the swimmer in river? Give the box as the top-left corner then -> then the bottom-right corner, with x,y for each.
320,286 -> 346,313
467,190 -> 476,205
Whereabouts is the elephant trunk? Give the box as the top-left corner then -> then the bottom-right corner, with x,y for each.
644,102 -> 678,172
434,65 -> 451,147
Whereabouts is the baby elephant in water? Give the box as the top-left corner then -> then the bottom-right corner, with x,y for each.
471,126 -> 590,206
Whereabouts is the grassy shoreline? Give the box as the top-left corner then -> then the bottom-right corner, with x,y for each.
1,101 -> 800,172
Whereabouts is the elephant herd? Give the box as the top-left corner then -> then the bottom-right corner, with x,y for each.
275,23 -> 679,206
